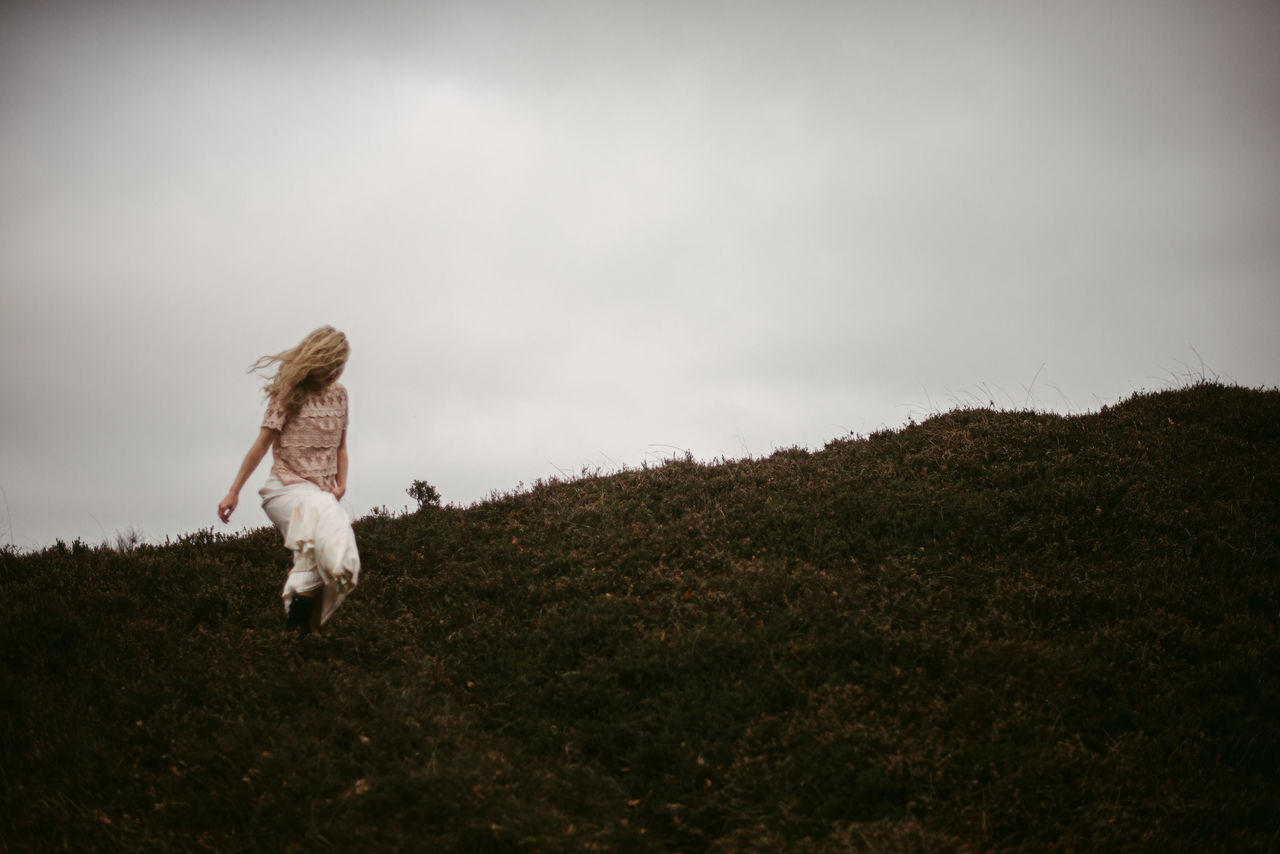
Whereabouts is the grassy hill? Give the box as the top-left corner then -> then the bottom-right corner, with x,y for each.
2,382 -> 1278,852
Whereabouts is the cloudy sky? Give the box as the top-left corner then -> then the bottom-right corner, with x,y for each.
2,0 -> 1277,550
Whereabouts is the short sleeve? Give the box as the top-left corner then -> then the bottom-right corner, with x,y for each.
341,386 -> 350,429
262,396 -> 286,431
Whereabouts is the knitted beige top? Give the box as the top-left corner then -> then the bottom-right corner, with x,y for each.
262,383 -> 349,489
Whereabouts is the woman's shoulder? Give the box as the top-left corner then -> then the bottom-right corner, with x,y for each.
296,382 -> 347,417
323,382 -> 348,411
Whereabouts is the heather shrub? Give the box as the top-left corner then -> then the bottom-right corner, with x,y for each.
2,383 -> 1277,851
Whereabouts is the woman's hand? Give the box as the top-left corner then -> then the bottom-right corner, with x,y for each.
218,492 -> 238,524
330,484 -> 346,502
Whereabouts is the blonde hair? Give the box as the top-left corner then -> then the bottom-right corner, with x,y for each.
250,325 -> 350,421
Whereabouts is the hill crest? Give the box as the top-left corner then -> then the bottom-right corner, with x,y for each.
3,381 -> 1278,851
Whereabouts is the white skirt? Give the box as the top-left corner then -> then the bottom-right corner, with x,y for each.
259,475 -> 360,626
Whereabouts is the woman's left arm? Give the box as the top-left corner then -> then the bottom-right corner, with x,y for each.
219,426 -> 277,524
332,430 -> 348,501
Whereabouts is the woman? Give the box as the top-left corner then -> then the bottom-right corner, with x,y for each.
218,325 -> 360,637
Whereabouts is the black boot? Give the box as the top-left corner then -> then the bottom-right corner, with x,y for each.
285,595 -> 316,638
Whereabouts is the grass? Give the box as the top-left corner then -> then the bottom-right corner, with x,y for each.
2,381 -> 1278,852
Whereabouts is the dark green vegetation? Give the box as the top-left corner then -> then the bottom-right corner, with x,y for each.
3,383 -> 1278,852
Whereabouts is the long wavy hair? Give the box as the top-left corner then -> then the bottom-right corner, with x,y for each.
250,326 -> 350,421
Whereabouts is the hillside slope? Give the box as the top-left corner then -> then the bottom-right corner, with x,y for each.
3,382 -> 1278,852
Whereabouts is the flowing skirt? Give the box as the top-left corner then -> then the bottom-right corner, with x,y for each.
259,475 -> 360,627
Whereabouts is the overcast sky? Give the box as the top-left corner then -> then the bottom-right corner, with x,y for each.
2,0 -> 1278,550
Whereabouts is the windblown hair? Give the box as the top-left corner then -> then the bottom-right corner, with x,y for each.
250,326 -> 350,422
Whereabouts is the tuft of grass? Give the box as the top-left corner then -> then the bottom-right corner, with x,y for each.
109,524 -> 147,555
2,382 -> 1278,852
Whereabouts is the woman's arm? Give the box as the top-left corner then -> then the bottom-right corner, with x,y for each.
332,430 -> 348,501
218,426 -> 277,523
